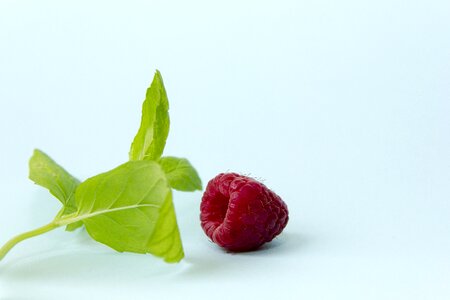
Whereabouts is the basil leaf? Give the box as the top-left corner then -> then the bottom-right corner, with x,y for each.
67,160 -> 183,262
29,149 -> 83,231
129,70 -> 170,161
159,156 -> 202,191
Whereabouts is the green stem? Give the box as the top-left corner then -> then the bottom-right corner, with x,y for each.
0,222 -> 59,261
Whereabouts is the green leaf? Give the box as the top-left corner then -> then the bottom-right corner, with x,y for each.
129,70 -> 170,161
158,156 -> 202,191
63,160 -> 184,263
29,149 -> 83,231
29,149 -> 79,206
65,220 -> 83,232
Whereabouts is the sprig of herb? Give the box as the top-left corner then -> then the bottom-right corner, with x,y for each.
0,70 -> 201,263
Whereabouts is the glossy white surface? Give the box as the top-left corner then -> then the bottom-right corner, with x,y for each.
0,0 -> 449,299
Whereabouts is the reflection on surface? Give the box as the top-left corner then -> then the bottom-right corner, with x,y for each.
0,229 -> 304,299
0,230 -> 304,280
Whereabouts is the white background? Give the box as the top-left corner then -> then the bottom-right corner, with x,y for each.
0,0 -> 449,299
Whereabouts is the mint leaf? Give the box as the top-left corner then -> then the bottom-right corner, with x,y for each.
29,149 -> 83,231
61,160 -> 183,263
145,190 -> 183,261
29,149 -> 79,205
129,70 -> 170,161
65,220 -> 83,231
0,71 -> 198,263
159,156 -> 202,191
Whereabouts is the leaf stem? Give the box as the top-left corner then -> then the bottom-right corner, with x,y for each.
0,221 -> 59,261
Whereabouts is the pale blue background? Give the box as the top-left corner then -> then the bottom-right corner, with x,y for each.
0,0 -> 449,299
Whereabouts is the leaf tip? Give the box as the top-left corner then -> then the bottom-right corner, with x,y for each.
163,249 -> 185,263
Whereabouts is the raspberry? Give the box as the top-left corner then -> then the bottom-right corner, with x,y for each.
200,173 -> 288,252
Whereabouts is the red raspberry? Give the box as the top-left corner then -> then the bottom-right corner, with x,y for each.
200,173 -> 289,252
